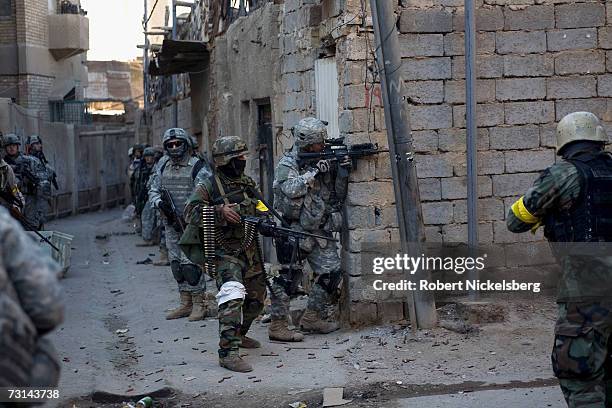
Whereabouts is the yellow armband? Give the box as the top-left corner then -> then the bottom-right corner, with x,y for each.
511,196 -> 540,225
256,200 -> 269,212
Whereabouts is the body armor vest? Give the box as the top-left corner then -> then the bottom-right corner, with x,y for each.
544,151 -> 612,242
160,157 -> 199,216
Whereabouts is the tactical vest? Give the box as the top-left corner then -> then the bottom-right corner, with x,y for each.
544,151 -> 612,242
209,173 -> 259,244
160,157 -> 200,216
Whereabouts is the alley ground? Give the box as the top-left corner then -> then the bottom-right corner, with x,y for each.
46,209 -> 566,407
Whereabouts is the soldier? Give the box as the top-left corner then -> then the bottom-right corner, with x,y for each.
135,147 -> 158,246
149,128 -> 212,321
271,117 -> 349,336
3,134 -> 44,230
181,136 -> 267,373
506,111 -> 612,407
0,205 -> 64,391
0,140 -> 23,213
25,135 -> 56,230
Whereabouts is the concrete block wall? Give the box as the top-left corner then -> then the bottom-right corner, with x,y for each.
397,0 -> 611,246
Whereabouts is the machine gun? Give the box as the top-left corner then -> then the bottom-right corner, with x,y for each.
297,137 -> 388,177
159,188 -> 186,233
0,190 -> 60,252
243,216 -> 338,243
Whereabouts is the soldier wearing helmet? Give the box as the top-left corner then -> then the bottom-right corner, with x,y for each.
181,136 -> 268,373
148,128 -> 212,322
134,147 -> 160,246
271,117 -> 349,339
507,112 -> 612,405
3,134 -> 45,230
25,135 -> 57,229
0,135 -> 23,214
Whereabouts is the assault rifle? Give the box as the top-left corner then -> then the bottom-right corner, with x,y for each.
0,190 -> 60,252
159,188 -> 186,233
297,137 -> 388,177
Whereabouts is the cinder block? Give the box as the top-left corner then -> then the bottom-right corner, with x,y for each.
402,57 -> 452,80
496,31 -> 546,55
438,128 -> 490,152
482,0 -> 533,5
422,201 -> 454,225
492,172 -> 541,197
441,176 -> 493,200
504,5 -> 554,30
556,3 -> 605,29
441,222 -> 494,244
598,75 -> 612,97
419,177 -> 442,201
452,55 -> 503,79
453,198 -> 504,222
547,28 -> 598,52
443,32 -> 496,56
409,104 -> 453,130
493,220 -> 542,244
600,27 -> 612,50
547,76 -> 597,100
347,182 -> 396,206
412,130 -> 439,153
478,150 -> 505,175
405,80 -> 445,104
452,103 -> 505,127
343,61 -> 365,85
555,98 -> 610,122
505,101 -> 555,125
489,125 -> 540,150
444,79 -> 496,104
503,54 -> 554,77
377,302 -> 405,324
374,152 -> 393,180
554,50 -> 606,75
540,124 -> 557,148
415,153 -> 454,178
453,6 -> 504,31
400,34 -> 444,57
399,8 -> 453,33
496,78 -> 546,101
608,51 -> 612,72
343,84 -> 367,109
349,302 -> 378,325
346,205 -> 376,230
505,149 -> 555,173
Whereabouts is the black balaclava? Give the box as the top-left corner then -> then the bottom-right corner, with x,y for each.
219,157 -> 246,178
559,140 -> 605,160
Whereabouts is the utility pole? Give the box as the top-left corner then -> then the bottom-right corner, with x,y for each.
143,0 -> 149,127
171,0 -> 178,128
370,1 -> 437,329
465,0 -> 480,300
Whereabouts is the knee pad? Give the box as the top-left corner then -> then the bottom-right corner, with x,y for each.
182,264 -> 202,286
216,281 -> 246,306
170,260 -> 184,283
316,271 -> 343,296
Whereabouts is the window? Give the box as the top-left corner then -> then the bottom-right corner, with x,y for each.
0,0 -> 12,17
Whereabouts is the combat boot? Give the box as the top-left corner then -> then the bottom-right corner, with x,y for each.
268,319 -> 304,342
219,352 -> 253,373
153,248 -> 170,266
188,293 -> 207,321
136,240 -> 155,247
239,336 -> 261,349
165,291 -> 192,320
300,309 -> 340,334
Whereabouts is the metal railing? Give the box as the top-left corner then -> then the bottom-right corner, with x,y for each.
49,101 -> 93,124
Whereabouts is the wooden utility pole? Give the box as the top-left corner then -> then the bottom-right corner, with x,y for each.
370,0 -> 438,329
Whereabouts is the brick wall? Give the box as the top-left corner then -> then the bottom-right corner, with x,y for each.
398,0 -> 611,246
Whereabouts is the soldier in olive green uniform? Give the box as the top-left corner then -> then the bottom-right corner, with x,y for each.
507,112 -> 612,407
181,136 -> 267,373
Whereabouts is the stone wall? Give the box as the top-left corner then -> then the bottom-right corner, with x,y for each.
398,0 -> 611,250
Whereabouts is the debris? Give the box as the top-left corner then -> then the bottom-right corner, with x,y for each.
276,364 -> 284,368
95,234 -> 108,240
261,352 -> 279,357
116,329 -> 129,335
322,387 -> 352,407
218,376 -> 233,383
185,376 -> 197,382
261,314 -> 271,323
247,376 -> 257,380
396,381 -> 403,385
289,402 -> 307,408
137,258 -> 153,265
253,379 -> 261,383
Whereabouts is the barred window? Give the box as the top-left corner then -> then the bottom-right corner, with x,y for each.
0,0 -> 11,17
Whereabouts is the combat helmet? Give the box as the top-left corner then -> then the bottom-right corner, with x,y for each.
162,128 -> 191,158
556,112 -> 607,155
4,133 -> 21,146
292,117 -> 328,148
212,136 -> 248,166
26,135 -> 42,145
143,146 -> 156,157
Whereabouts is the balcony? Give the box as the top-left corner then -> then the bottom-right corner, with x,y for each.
48,13 -> 89,60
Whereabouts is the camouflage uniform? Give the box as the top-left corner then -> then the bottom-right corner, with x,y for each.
0,206 -> 64,390
181,136 -> 266,372
272,118 -> 348,333
149,129 -> 212,320
507,112 -> 612,407
0,158 -> 24,211
26,135 -> 57,230
135,148 -> 158,243
4,135 -> 45,230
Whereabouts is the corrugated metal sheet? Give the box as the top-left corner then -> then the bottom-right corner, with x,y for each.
315,58 -> 340,139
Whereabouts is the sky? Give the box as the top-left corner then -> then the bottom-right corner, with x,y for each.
81,0 -> 146,61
